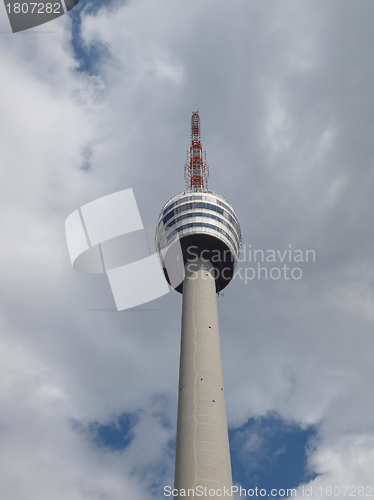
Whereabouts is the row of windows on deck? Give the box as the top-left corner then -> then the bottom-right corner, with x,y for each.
162,202 -> 240,235
164,221 -> 239,255
162,195 -> 237,220
165,210 -> 241,241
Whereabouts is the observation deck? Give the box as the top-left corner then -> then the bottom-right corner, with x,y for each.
155,189 -> 241,293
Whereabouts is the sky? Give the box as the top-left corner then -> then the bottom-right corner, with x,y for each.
1,0 -> 374,498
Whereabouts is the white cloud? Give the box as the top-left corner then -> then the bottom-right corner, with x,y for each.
299,434 -> 374,495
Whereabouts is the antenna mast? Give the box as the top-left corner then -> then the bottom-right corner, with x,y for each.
184,111 -> 209,191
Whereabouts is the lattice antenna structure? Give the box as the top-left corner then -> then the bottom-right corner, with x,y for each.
184,111 -> 209,191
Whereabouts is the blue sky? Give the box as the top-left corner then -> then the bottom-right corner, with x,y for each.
229,416 -> 317,493
87,409 -> 317,497
68,0 -> 112,74
1,0 -> 374,499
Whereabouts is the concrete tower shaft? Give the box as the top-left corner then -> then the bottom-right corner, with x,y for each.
174,258 -> 233,498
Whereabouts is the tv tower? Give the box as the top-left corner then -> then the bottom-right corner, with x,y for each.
155,112 -> 241,498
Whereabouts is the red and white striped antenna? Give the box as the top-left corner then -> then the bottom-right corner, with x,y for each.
184,111 -> 209,191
